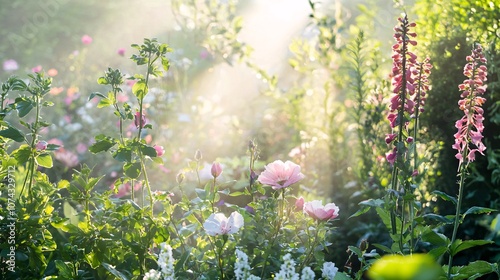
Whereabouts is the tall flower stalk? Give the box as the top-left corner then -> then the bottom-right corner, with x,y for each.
448,44 -> 488,278
385,14 -> 431,253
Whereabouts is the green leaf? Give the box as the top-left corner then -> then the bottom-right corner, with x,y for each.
0,126 -> 25,142
124,162 -> 141,179
359,198 -> 384,207
97,97 -> 113,108
89,91 -> 107,101
161,57 -> 170,71
12,145 -> 32,165
113,147 -> 132,162
451,239 -> 493,256
463,206 -> 497,219
85,251 -> 101,269
195,188 -> 206,200
455,261 -> 495,279
55,260 -> 74,278
432,190 -> 457,204
427,246 -> 448,259
422,230 -> 449,246
132,80 -> 148,100
140,144 -> 157,158
372,243 -> 393,254
89,136 -> 116,153
101,263 -> 129,280
422,213 -> 454,224
349,206 -> 371,219
97,76 -> 108,85
15,98 -> 35,117
35,153 -> 53,168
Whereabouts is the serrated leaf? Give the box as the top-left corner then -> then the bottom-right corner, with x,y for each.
16,98 -> 35,117
89,137 -> 116,153
132,80 -> 148,100
432,190 -> 457,204
451,239 -> 493,256
463,206 -> 497,218
0,126 -> 25,142
35,153 -> 53,168
124,162 -> 141,178
113,147 -> 132,162
97,98 -> 113,108
456,261 -> 495,279
55,260 -> 74,278
12,145 -> 32,165
140,144 -> 157,158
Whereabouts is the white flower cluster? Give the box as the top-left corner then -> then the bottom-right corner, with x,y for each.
321,262 -> 338,280
158,242 -> 175,280
274,254 -> 300,280
234,249 -> 261,280
233,250 -> 339,280
143,243 -> 175,280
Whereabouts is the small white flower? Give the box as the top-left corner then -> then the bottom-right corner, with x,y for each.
143,269 -> 161,280
300,266 -> 315,280
321,262 -> 338,280
274,254 -> 299,280
234,249 -> 261,280
203,212 -> 244,236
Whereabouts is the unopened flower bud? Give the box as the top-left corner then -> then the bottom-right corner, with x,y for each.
36,140 -> 48,151
211,161 -> 223,178
249,170 -> 257,185
176,172 -> 185,184
134,111 -> 146,128
295,196 -> 305,211
154,145 -> 165,157
194,149 -> 202,161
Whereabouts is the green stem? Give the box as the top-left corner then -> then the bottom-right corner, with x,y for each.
300,220 -> 322,271
260,189 -> 285,278
139,153 -> 154,216
21,93 -> 41,202
447,163 -> 466,278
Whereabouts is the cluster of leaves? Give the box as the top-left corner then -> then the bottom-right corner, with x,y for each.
0,37 -> 344,279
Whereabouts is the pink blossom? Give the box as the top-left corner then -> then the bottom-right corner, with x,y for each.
295,196 -> 305,210
257,160 -> 305,190
76,143 -> 88,154
386,148 -> 397,165
452,44 -> 488,166
113,181 -> 142,198
81,34 -> 93,45
203,212 -> 244,236
211,161 -> 223,178
117,48 -> 126,56
303,200 -> 339,221
154,145 -> 165,157
54,149 -> 79,167
32,65 -> 42,73
3,59 -> 19,71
